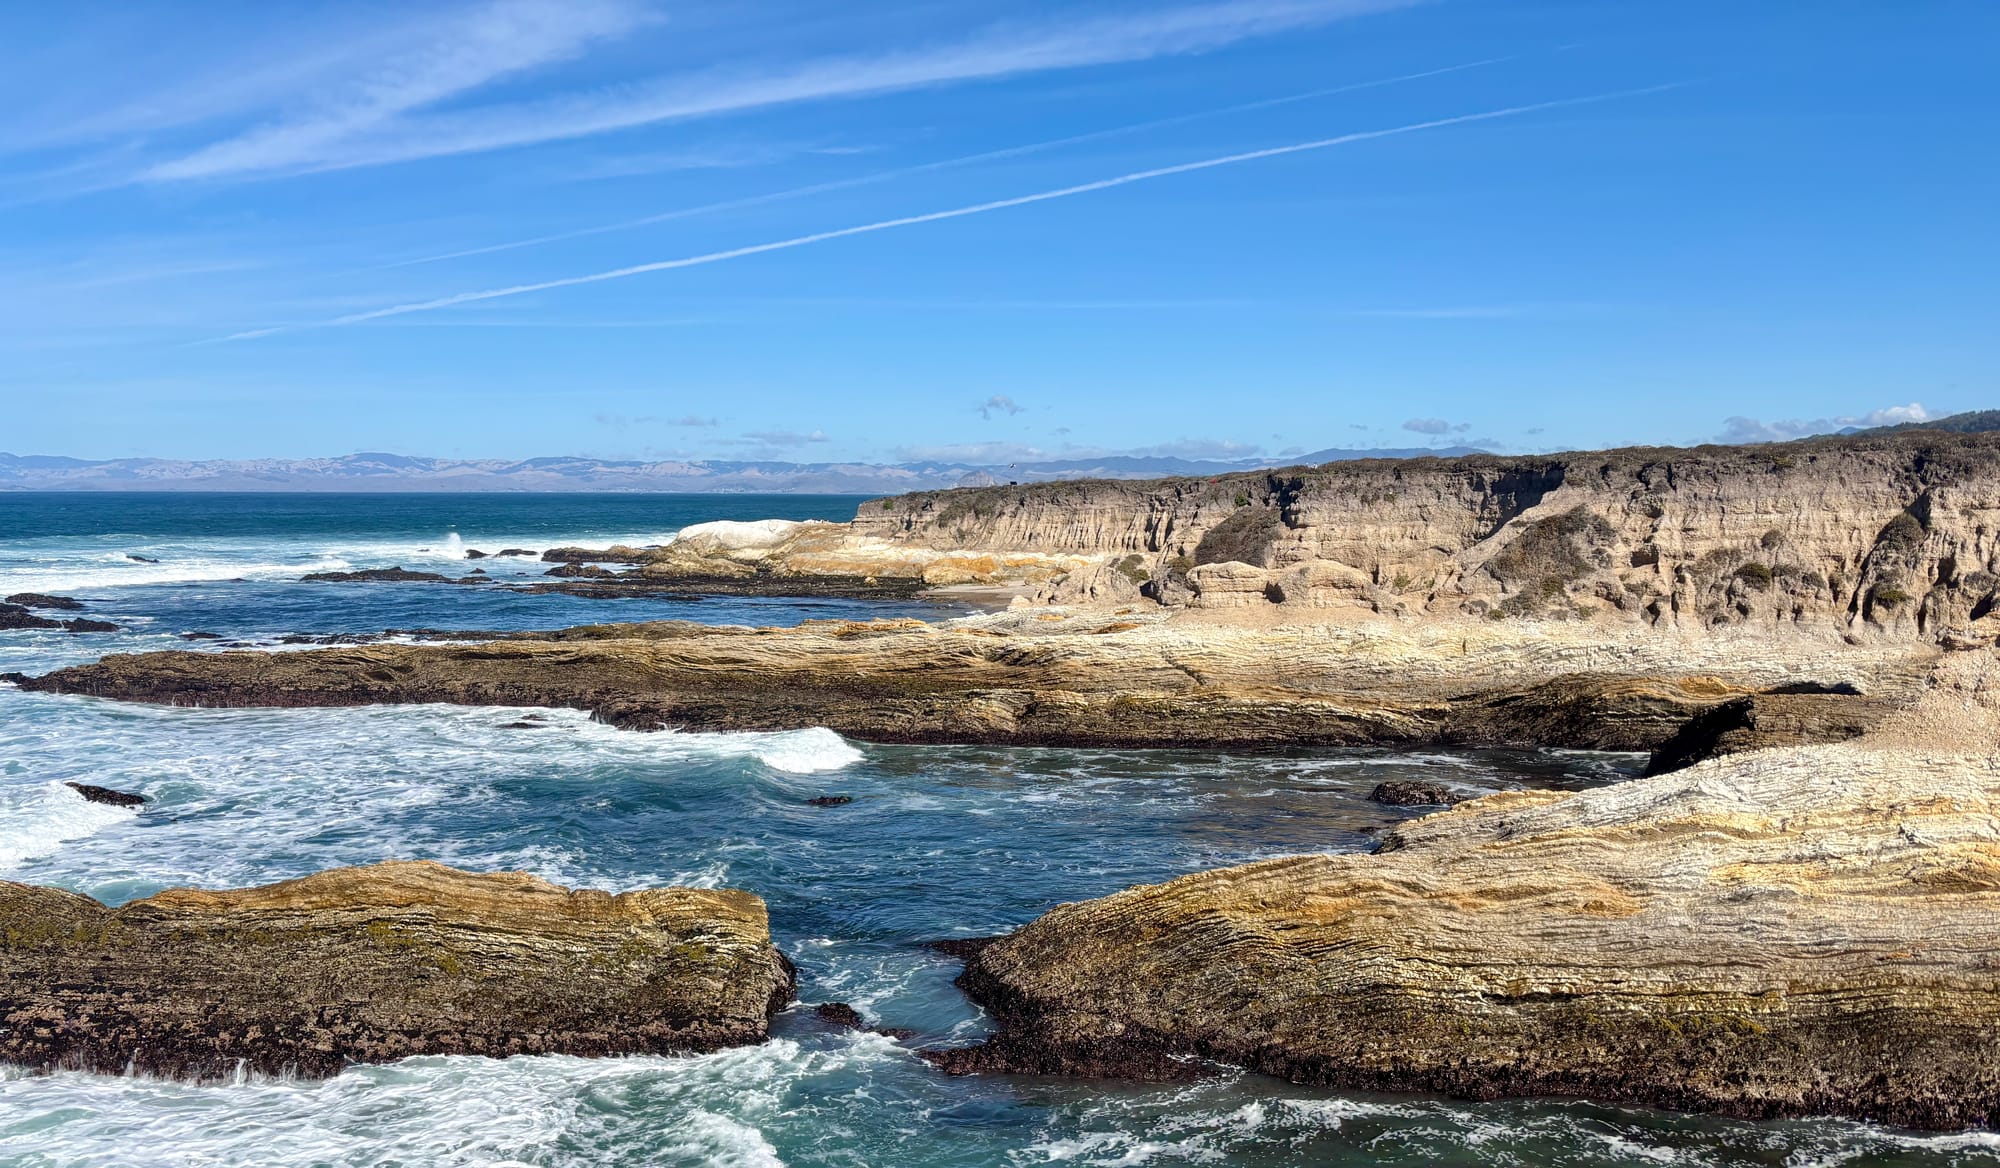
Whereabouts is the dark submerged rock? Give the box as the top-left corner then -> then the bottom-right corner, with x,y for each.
1369,780 -> 1463,807
64,782 -> 147,808
62,618 -> 119,633
301,567 -> 459,584
5,593 -> 84,610
126,554 -> 159,563
180,631 -> 225,641
0,604 -> 64,631
814,1002 -> 866,1029
806,795 -> 854,807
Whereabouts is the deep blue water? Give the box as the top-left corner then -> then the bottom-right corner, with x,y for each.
0,494 -> 1992,1166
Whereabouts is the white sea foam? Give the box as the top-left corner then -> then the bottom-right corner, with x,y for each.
0,1040 -> 888,1168
0,780 -> 138,871
0,526 -> 684,596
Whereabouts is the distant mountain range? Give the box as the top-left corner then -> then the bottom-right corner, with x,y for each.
0,447 -> 1487,494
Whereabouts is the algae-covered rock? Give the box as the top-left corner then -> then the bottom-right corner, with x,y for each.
0,860 -> 795,1080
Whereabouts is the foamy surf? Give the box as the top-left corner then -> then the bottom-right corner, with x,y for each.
0,780 -> 140,871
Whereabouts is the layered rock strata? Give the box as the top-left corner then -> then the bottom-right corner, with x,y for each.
932,653 -> 2000,1129
620,430 -> 2000,645
13,614 -> 1931,752
0,861 -> 794,1080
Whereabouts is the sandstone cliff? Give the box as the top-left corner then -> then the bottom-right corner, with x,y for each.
932,651 -> 2000,1129
0,861 -> 795,1080
837,430 -> 2000,642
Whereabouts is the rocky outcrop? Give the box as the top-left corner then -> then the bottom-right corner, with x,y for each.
931,653 -> 2000,1129
1643,688 -> 1894,774
1367,780 -> 1461,806
550,520 -> 1090,594
14,614 -> 1930,751
0,604 -> 119,634
0,861 -> 794,1081
5,593 -> 84,611
302,567 -> 459,584
63,782 -> 147,807
0,604 -> 64,631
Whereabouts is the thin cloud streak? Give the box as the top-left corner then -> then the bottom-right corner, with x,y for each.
196,0 -> 1425,181
221,86 -> 1679,343
143,0 -> 651,182
381,55 -> 1508,270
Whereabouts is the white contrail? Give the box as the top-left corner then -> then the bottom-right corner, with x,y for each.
222,84 -> 1677,343
377,56 -> 1512,270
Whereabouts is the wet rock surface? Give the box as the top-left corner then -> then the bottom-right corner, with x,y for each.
302,567 -> 460,584
0,604 -> 119,633
62,782 -> 147,807
1367,780 -> 1462,806
0,861 -> 795,1081
5,593 -> 84,610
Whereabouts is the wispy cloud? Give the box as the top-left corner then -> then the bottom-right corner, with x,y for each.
220,85 -> 1677,342
893,438 -> 1265,463
142,0 -> 652,182
1402,417 -> 1469,434
379,53 -> 1504,270
143,0 -> 1420,183
739,428 -> 830,447
977,395 -> 1025,419
1717,403 -> 1930,443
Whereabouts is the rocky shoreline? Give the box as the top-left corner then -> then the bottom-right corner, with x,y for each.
925,652 -> 2000,1129
0,861 -> 795,1081
8,611 -> 1926,758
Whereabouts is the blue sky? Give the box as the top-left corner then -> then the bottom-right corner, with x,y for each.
3,0 -> 1995,464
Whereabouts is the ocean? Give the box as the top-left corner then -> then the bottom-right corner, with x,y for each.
0,493 -> 1991,1167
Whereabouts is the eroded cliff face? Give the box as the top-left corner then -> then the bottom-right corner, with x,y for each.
0,861 -> 795,1080
934,651 -> 2000,1129
849,432 -> 2000,642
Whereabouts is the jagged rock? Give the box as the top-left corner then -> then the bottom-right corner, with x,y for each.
1644,690 -> 1894,774
0,860 -> 794,1081
814,1002 -> 866,1028
61,618 -> 118,633
63,781 -> 146,807
302,567 -> 458,584
931,654 -> 2000,1130
5,593 -> 84,610
463,549 -> 488,559
544,563 -> 619,579
495,548 -> 539,557
541,546 -> 655,564
0,604 -> 63,631
1368,780 -> 1461,806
